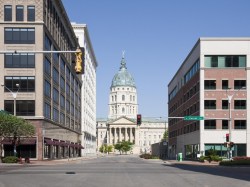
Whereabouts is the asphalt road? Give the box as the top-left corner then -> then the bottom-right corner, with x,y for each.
0,155 -> 249,187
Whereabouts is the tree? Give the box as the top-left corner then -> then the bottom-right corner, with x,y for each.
114,141 -> 133,154
121,141 -> 133,154
99,145 -> 113,154
114,142 -> 123,154
0,112 -> 35,159
107,145 -> 113,153
162,129 -> 168,142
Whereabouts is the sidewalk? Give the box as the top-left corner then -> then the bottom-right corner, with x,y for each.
0,156 -> 97,166
163,159 -> 220,166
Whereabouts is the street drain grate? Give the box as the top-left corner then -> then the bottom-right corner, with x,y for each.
65,172 -> 76,174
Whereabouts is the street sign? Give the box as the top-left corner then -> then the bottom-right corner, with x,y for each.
163,141 -> 167,146
184,116 -> 204,120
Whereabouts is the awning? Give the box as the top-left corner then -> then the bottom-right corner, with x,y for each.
44,138 -> 54,145
59,141 -> 68,147
53,140 -> 61,146
79,144 -> 84,149
1,137 -> 36,145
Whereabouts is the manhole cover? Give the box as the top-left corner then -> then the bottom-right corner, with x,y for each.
65,172 -> 76,174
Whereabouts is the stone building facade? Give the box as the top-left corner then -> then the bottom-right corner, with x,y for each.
72,23 -> 98,156
0,0 -> 83,160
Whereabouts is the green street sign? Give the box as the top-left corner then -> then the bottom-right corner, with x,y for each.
184,116 -> 204,120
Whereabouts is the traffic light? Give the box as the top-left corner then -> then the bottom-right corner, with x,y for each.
226,133 -> 229,142
137,114 -> 142,125
75,47 -> 82,74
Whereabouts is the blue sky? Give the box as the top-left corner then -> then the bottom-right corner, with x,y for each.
62,0 -> 250,118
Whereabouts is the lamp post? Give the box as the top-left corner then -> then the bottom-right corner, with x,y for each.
1,83 -> 20,116
226,86 -> 246,160
1,83 -> 20,157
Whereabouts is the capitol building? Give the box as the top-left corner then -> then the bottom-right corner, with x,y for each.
96,55 -> 167,154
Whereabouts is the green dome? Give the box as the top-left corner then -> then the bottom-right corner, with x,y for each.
111,57 -> 136,88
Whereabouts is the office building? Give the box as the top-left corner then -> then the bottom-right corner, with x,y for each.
0,0 -> 83,160
168,38 -> 249,159
72,23 -> 98,156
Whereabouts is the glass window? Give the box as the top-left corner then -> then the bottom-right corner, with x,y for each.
222,100 -> 228,109
60,76 -> 65,91
205,55 -> 246,68
60,94 -> 65,108
16,5 -> 24,21
204,80 -> 216,90
4,5 -> 12,21
44,103 -> 51,119
53,108 -> 59,122
204,120 -> 216,129
4,28 -> 35,44
222,120 -> 228,129
66,100 -> 70,113
234,100 -> 246,110
60,112 -> 65,125
4,76 -> 35,92
4,100 -> 35,116
4,53 -> 35,68
27,6 -> 35,21
122,95 -> 125,101
234,120 -> 246,129
44,58 -> 51,75
53,68 -> 59,84
234,80 -> 246,89
45,35 -> 51,50
53,88 -> 59,104
60,59 -> 65,74
222,80 -> 228,90
204,100 -> 216,109
44,80 -> 51,97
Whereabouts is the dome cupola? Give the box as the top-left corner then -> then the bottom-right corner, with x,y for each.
111,56 -> 136,88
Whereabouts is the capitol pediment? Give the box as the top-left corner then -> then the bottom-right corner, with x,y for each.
109,116 -> 135,125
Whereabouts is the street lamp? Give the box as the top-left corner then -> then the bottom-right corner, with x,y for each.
226,86 -> 246,160
1,83 -> 20,157
1,83 -> 20,116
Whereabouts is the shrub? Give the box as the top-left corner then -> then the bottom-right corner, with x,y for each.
220,160 -> 250,166
199,156 -> 205,162
139,154 -> 158,159
151,156 -> 159,159
233,156 -> 250,161
2,156 -> 18,163
210,155 -> 222,162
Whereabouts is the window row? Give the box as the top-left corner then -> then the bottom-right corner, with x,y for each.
4,100 -> 35,116
44,57 -> 80,93
204,80 -> 246,90
184,59 -> 200,83
205,55 -> 246,68
169,82 -> 200,115
5,28 -> 35,44
204,100 -> 246,110
4,5 -> 35,21
111,95 -> 136,102
44,102 -> 81,128
4,53 -> 35,68
169,122 -> 200,138
4,76 -> 35,92
205,120 -> 246,129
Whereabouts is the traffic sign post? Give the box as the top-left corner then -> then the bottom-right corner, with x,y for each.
184,116 -> 204,120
